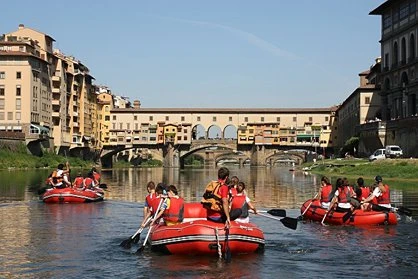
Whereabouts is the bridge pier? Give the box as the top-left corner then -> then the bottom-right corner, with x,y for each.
163,143 -> 180,168
251,145 -> 266,166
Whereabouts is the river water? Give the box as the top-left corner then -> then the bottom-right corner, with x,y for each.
0,166 -> 417,278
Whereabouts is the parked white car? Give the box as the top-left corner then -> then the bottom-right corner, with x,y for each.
385,145 -> 403,158
369,149 -> 386,161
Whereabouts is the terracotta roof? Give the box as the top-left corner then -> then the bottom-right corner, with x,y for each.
0,50 -> 48,63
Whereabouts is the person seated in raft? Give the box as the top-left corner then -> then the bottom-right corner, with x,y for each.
72,172 -> 84,189
140,181 -> 156,228
51,162 -> 71,189
91,167 -> 101,184
203,167 -> 242,229
319,176 -> 333,209
142,183 -> 168,228
228,175 -> 239,196
328,178 -> 356,213
231,182 -> 257,223
151,185 -> 184,226
82,171 -> 97,190
354,177 -> 370,204
361,176 -> 391,211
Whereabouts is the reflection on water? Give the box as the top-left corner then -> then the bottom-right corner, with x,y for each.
0,167 -> 418,278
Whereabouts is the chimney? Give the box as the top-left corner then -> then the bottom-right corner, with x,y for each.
18,24 -> 25,29
133,100 -> 141,109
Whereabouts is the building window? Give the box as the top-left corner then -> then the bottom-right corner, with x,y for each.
127,123 -> 130,130
229,116 -> 232,121
309,117 -> 313,122
16,112 -> 21,120
16,72 -> 21,79
113,115 -> 116,120
0,72 -> 5,79
0,112 -> 4,120
244,117 -> 248,122
105,115 -> 110,121
7,112 -> 13,120
0,85 -> 4,96
293,117 -> 297,122
181,116 -> 185,121
134,115 -> 137,121
166,116 -> 169,121
261,117 -> 264,122
112,123 -> 116,129
16,99 -> 21,110
16,86 -> 21,96
325,116 -> 329,121
197,116 -> 201,121
149,116 -> 153,121
0,99 -> 4,110
277,117 -> 280,122
213,116 -> 216,121
365,97 -> 371,104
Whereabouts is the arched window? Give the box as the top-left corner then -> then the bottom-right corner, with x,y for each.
393,41 -> 399,66
410,34 -> 416,60
401,37 -> 407,64
384,78 -> 391,90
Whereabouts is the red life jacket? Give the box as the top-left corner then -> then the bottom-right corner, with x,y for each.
83,177 -> 94,188
231,194 -> 249,218
338,186 -> 353,203
93,172 -> 101,183
163,197 -> 184,223
360,187 -> 370,201
150,196 -> 163,215
376,184 -> 390,204
73,177 -> 84,188
145,192 -> 157,208
320,184 -> 333,203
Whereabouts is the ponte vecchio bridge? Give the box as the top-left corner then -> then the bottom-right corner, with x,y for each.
100,107 -> 337,168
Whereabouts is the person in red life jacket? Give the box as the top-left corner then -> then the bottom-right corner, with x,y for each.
151,185 -> 185,226
354,177 -> 370,203
319,176 -> 333,209
141,183 -> 167,228
91,167 -> 101,185
140,181 -> 156,228
82,171 -> 97,190
328,177 -> 356,213
206,167 -> 242,229
228,176 -> 239,197
361,175 -> 391,211
231,182 -> 257,223
72,172 -> 84,189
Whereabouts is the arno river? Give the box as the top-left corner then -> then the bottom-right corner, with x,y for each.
1,166 -> 417,278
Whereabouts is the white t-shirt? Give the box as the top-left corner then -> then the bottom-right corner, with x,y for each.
334,189 -> 351,209
235,194 -> 251,223
372,186 -> 391,208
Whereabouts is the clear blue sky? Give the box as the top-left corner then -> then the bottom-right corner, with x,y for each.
1,0 -> 384,108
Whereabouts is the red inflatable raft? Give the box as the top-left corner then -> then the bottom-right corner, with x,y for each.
300,199 -> 398,226
150,202 -> 265,255
42,187 -> 104,203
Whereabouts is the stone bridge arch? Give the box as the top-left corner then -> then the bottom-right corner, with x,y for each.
215,152 -> 250,166
100,146 -> 163,168
264,150 -> 307,166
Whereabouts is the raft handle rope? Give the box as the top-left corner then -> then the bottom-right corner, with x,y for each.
215,228 -> 222,259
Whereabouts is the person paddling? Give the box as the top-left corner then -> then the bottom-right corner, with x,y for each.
361,175 -> 391,211
319,176 -> 333,209
151,185 -> 184,226
231,181 -> 257,223
140,181 -> 157,228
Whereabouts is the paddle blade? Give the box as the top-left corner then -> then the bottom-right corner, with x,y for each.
398,206 -> 413,217
280,217 -> 298,230
342,211 -> 354,223
133,233 -> 141,244
267,209 -> 286,217
224,229 -> 231,263
120,238 -> 134,249
99,183 -> 107,189
135,245 -> 145,255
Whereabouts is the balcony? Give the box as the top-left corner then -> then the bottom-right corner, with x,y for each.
52,111 -> 60,118
52,87 -> 60,93
52,99 -> 60,105
73,122 -> 79,127
52,75 -> 61,82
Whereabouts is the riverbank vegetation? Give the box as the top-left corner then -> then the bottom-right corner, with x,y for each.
0,144 -> 93,170
301,158 -> 418,181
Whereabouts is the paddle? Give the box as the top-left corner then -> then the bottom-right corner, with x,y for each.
99,183 -> 107,189
265,209 -> 286,217
321,210 -> 330,226
300,193 -> 320,218
257,212 -> 298,230
342,209 -> 354,223
224,228 -> 231,263
371,204 -> 413,216
38,186 -> 52,195
120,216 -> 152,249
135,198 -> 165,254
